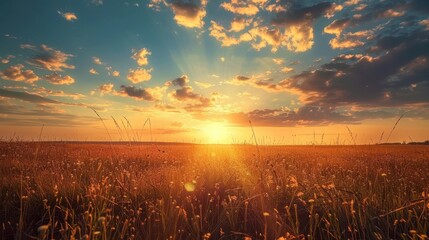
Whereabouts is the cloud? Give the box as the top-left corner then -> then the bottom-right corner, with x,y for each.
421,18 -> 429,31
209,21 -> 252,47
281,67 -> 294,73
127,68 -> 153,83
209,2 -> 342,52
270,2 -> 341,52
58,11 -> 78,21
168,75 -> 215,111
323,1 -> 409,49
272,58 -> 284,65
131,48 -> 151,66
328,30 -> 372,49
228,106 -> 358,127
324,18 -> 351,37
35,87 -> 85,100
170,0 -> 207,28
112,70 -> 120,77
148,0 -> 163,11
24,44 -> 74,71
92,0 -> 103,6
265,3 -> 286,13
248,26 -> 283,52
89,68 -> 99,75
229,75 -> 283,92
283,22 -> 314,52
1,55 -> 15,64
93,57 -> 103,65
0,97 -> 98,127
118,85 -> 163,101
279,30 -> 429,107
0,88 -> 60,104
221,1 -> 259,16
225,104 -> 429,127
235,75 -> 251,81
44,73 -> 75,85
230,17 -> 251,32
272,2 -> 340,25
195,81 -> 214,88
99,83 -> 114,94
171,75 -> 189,87
171,86 -> 201,101
0,64 -> 39,83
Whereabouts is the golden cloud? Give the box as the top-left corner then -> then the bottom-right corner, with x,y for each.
44,73 -> 75,85
0,64 -> 39,83
127,68 -> 153,83
132,48 -> 151,66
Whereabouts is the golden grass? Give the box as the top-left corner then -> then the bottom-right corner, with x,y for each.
0,142 -> 428,239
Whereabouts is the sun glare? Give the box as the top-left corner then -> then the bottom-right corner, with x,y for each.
203,122 -> 229,144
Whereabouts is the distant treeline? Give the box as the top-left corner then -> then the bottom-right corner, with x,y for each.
378,140 -> 429,145
407,140 -> 429,145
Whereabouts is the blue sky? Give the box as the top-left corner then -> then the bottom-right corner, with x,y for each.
0,0 -> 428,143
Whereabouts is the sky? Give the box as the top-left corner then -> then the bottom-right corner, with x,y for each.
0,0 -> 428,144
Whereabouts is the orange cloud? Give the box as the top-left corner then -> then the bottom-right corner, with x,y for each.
170,1 -> 207,28
329,30 -> 371,49
230,17 -> 251,32
421,19 -> 429,31
132,48 -> 151,66
118,85 -> 165,101
1,55 -> 15,64
35,87 -> 85,100
26,45 -> 75,71
272,58 -> 284,65
89,68 -> 99,75
58,11 -> 78,21
112,70 -> 120,77
0,64 -> 39,83
221,1 -> 259,16
93,57 -> 103,65
44,73 -> 75,85
127,68 -> 152,83
281,67 -> 294,73
249,26 -> 282,52
99,83 -> 114,94
209,21 -> 251,47
283,22 -> 314,52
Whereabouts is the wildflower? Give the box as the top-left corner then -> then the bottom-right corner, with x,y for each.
184,182 -> 195,192
288,176 -> 298,188
203,233 -> 211,239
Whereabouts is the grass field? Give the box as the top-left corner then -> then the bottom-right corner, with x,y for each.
0,142 -> 428,239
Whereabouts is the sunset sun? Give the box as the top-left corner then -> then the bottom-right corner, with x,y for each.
203,122 -> 229,144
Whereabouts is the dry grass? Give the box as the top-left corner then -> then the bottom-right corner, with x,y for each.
0,142 -> 428,239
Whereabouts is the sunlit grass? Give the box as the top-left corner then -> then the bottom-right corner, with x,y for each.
0,142 -> 428,239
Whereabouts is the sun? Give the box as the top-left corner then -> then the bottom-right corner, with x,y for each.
203,122 -> 229,144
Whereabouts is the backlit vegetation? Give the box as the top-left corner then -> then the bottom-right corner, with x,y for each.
0,142 -> 428,239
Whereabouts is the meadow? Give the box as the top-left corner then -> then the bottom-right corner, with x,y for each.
0,142 -> 428,239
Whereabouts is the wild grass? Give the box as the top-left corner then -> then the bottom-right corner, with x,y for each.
0,143 -> 428,239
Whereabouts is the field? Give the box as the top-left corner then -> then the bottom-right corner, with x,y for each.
0,142 -> 428,240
